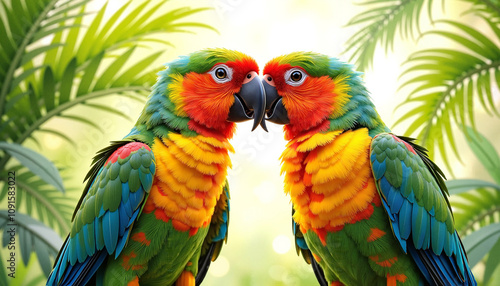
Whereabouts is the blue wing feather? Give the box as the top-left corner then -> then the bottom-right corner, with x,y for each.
370,133 -> 476,285
47,141 -> 155,286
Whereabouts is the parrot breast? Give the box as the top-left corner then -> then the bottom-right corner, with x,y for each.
143,133 -> 233,231
282,128 -> 423,285
281,128 -> 378,244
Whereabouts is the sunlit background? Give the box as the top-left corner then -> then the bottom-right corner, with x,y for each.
27,0 -> 499,285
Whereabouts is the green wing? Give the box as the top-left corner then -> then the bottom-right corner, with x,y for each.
47,141 -> 155,286
370,133 -> 475,285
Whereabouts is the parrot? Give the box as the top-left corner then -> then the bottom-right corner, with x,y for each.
260,52 -> 476,286
46,48 -> 265,286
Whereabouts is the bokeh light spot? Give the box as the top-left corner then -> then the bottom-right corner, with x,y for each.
273,234 -> 291,254
209,255 -> 229,277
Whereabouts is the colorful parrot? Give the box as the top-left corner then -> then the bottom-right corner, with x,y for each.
260,52 -> 476,286
46,48 -> 265,286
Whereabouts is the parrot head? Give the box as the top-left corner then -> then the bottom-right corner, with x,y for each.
261,52 -> 385,139
137,48 -> 265,140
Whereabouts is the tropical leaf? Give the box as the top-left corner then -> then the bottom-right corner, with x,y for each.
460,0 -> 500,24
463,126 -> 500,184
0,252 -> 7,286
0,166 -> 73,234
0,142 -> 64,192
343,0 -> 429,71
462,223 -> 500,268
1,0 -> 213,158
395,20 -> 500,165
450,187 -> 500,235
0,210 -> 63,277
447,179 -> 500,195
0,0 -> 91,116
484,238 -> 500,285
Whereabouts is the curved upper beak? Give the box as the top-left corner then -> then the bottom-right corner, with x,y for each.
260,79 -> 290,131
227,75 -> 266,131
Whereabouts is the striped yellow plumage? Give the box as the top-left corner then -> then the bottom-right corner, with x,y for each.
149,134 -> 233,228
282,128 -> 376,232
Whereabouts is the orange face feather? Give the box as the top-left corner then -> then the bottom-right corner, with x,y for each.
263,61 -> 349,139
178,57 -> 259,139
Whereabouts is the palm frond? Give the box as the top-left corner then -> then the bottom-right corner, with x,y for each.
3,1 -> 213,152
395,20 -> 500,165
461,0 -> 500,24
0,0 -> 90,116
0,166 -> 73,234
0,210 -> 63,277
343,0 -> 428,71
449,185 -> 500,235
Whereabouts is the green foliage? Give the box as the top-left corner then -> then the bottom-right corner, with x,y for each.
462,223 -> 500,268
0,211 -> 62,276
345,0 -> 500,283
396,20 -> 500,167
448,128 -> 500,284
0,142 -> 64,192
0,0 -> 214,281
344,0 -> 430,71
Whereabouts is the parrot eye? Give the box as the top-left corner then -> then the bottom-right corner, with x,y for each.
216,68 -> 227,79
285,68 -> 307,86
290,71 -> 302,82
210,64 -> 233,83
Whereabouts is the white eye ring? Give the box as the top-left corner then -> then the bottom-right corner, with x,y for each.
210,64 -> 233,83
285,68 -> 307,86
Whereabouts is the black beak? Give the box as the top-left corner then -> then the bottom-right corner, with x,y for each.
227,76 -> 266,131
260,80 -> 289,131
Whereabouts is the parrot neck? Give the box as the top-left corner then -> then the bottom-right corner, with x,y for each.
283,79 -> 389,140
328,95 -> 388,136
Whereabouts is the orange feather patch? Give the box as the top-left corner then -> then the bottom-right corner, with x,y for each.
367,228 -> 386,242
131,232 -> 151,246
127,276 -> 139,286
181,72 -> 236,132
280,75 -> 336,136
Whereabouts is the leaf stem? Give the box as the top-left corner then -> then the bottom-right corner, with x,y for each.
0,86 -> 149,170
460,205 -> 500,235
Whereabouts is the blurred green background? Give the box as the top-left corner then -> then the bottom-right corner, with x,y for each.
1,0 -> 500,285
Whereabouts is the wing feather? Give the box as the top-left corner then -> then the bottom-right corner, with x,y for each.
370,133 -> 475,285
47,141 -> 155,286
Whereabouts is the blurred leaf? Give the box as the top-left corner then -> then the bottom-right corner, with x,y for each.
0,0 -> 88,116
10,167 -> 74,234
396,20 -> 500,164
59,58 -> 77,104
42,67 -> 56,111
484,238 -> 500,284
447,179 -> 500,195
0,252 -> 8,286
0,211 -> 63,277
0,142 -> 64,192
452,188 -> 500,235
94,47 -> 136,90
462,223 -> 500,268
463,126 -> 500,184
343,0 -> 427,71
83,103 -> 131,120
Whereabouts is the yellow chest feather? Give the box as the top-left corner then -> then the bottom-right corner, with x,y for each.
281,129 -> 377,232
146,134 -> 233,228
